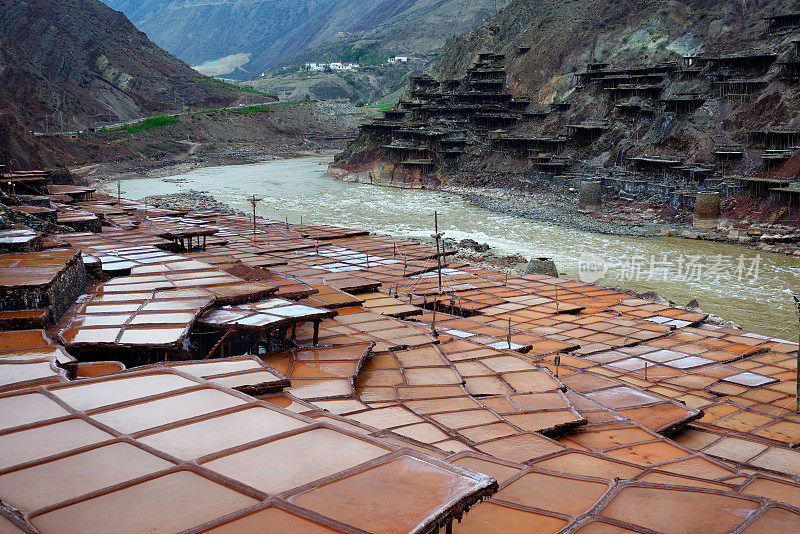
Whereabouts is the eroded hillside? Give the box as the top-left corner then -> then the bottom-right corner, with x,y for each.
0,0 -> 236,131
334,0 -> 800,190
103,0 -> 511,80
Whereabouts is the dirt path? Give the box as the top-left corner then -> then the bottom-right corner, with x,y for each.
178,139 -> 202,154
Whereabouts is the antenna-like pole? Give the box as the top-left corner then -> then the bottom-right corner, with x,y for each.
249,194 -> 262,240
433,211 -> 443,294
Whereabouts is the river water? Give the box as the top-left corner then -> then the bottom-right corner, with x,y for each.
119,156 -> 800,340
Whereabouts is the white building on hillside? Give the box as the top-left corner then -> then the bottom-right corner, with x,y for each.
388,56 -> 409,64
303,62 -> 358,71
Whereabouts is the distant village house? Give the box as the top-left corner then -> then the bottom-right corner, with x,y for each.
304,62 -> 358,71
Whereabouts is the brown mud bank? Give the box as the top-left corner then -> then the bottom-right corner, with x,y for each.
328,148 -> 442,189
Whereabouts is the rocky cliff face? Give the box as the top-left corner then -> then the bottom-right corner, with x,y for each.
0,0 -> 235,131
0,101 -> 70,169
433,0 -> 787,101
334,0 -> 800,187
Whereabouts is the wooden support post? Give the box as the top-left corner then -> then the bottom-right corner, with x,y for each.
555,284 -> 559,314
291,322 -> 297,341
433,211 -> 443,294
313,320 -> 320,346
205,330 -> 233,359
249,194 -> 262,241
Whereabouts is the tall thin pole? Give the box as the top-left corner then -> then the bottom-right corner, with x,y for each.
249,194 -> 262,240
434,211 -> 442,294
117,179 -> 121,205
555,283 -> 559,313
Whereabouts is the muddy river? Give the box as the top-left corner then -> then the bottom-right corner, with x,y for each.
119,157 -> 800,340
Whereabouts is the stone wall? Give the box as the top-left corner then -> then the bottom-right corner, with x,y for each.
0,252 -> 88,321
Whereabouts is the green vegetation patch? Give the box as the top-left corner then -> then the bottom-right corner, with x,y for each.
275,66 -> 304,76
98,100 -> 301,137
98,114 -> 180,135
228,100 -> 301,115
125,115 -> 180,133
359,101 -> 393,117
336,46 -> 390,66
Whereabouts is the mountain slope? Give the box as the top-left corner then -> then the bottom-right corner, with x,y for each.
430,0 -> 800,160
278,0 -> 512,67
102,0 -> 511,80
103,0 -> 385,78
0,0 -> 236,130
334,0 -> 800,189
433,0 -> 786,100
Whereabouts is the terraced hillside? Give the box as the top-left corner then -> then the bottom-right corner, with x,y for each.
334,0 -> 800,197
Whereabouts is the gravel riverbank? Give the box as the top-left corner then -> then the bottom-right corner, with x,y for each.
445,186 -> 660,237
443,185 -> 800,256
139,190 -> 247,216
